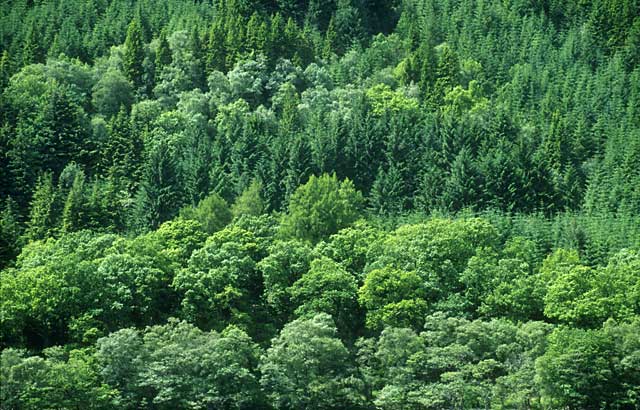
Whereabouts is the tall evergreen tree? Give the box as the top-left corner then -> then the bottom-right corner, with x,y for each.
155,30 -> 172,73
322,17 -> 338,59
134,139 -> 184,231
103,107 -> 142,188
206,21 -> 226,74
123,19 -> 145,91
61,169 -> 86,233
21,21 -> 45,65
0,197 -> 21,268
0,51 -> 11,90
23,173 -> 58,242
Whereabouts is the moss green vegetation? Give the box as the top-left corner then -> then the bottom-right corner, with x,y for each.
1,0 -> 639,408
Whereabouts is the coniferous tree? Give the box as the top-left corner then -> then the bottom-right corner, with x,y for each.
206,21 -> 226,74
134,139 -> 184,231
269,13 -> 286,61
322,17 -> 337,59
21,21 -> 45,65
245,12 -> 268,56
155,30 -> 172,73
0,51 -> 11,90
189,26 -> 206,90
23,173 -> 58,242
333,0 -> 364,54
0,198 -> 21,268
369,164 -> 406,215
123,19 -> 145,92
61,169 -> 86,233
103,107 -> 142,187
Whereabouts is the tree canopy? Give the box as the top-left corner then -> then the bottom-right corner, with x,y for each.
1,0 -> 639,408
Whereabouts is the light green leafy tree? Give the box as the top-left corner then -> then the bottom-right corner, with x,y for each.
359,266 -> 429,331
180,191 -> 232,234
290,256 -> 359,333
280,173 -> 363,243
97,320 -> 263,410
259,313 -> 365,410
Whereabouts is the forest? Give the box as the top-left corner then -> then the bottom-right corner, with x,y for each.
0,0 -> 639,408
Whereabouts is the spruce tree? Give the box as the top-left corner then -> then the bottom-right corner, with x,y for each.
24,173 -> 58,242
269,13 -> 286,61
322,17 -> 337,59
206,21 -> 226,74
134,139 -> 184,231
155,30 -> 172,72
103,107 -> 142,188
0,197 -> 21,268
224,13 -> 245,71
123,19 -> 145,91
369,165 -> 406,215
22,21 -> 44,65
61,170 -> 86,233
333,0 -> 364,54
245,12 -> 266,55
0,51 -> 11,90
189,26 -> 206,90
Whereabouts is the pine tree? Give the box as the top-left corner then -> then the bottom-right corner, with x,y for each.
22,21 -> 45,65
430,44 -> 460,108
369,165 -> 406,214
155,30 -> 172,72
277,0 -> 305,23
189,26 -> 206,90
40,84 -> 91,176
0,197 -> 21,268
284,17 -> 300,61
123,19 -> 145,91
103,107 -> 142,188
246,12 -> 267,56
134,139 -> 184,231
333,0 -> 364,54
50,19 -> 84,60
442,147 -> 480,211
304,0 -> 322,29
24,173 -> 58,242
0,50 -> 12,90
322,17 -> 337,59
206,21 -> 227,74
284,135 -> 312,200
224,14 -> 245,71
61,169 -> 86,233
279,83 -> 301,133
269,13 -> 286,61
417,43 -> 437,94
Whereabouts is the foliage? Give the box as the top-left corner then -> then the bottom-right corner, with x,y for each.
96,319 -> 262,409
259,313 -> 365,410
280,173 -> 364,243
1,0 -> 639,408
180,191 -> 232,234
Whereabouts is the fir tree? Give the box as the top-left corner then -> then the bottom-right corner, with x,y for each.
103,107 -> 142,187
369,165 -> 406,214
322,17 -> 337,59
0,50 -> 12,90
134,139 -> 184,231
22,21 -> 45,65
0,197 -> 22,268
155,30 -> 172,72
269,13 -> 286,61
206,21 -> 226,74
23,173 -> 58,242
123,19 -> 145,91
61,169 -> 86,233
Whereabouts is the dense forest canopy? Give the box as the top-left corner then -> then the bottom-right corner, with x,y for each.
0,0 -> 639,409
